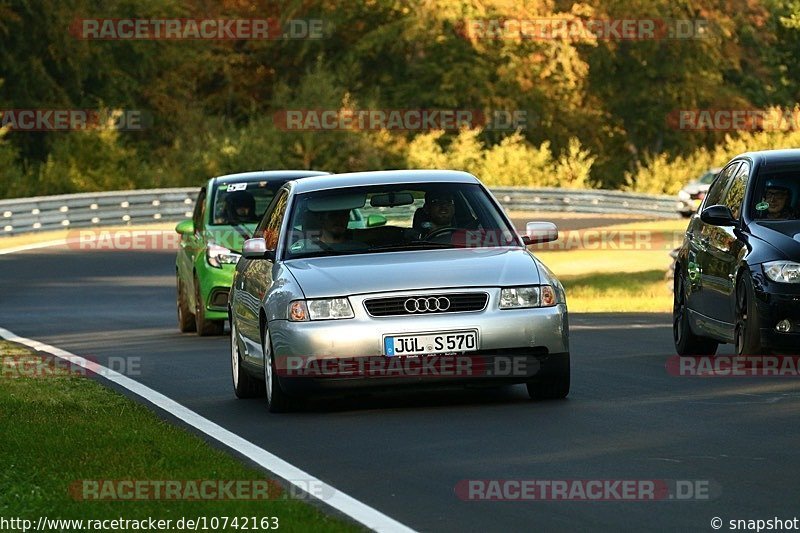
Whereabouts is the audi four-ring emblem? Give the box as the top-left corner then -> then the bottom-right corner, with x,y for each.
404,297 -> 451,313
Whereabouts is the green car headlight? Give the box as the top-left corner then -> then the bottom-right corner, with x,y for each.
207,243 -> 241,268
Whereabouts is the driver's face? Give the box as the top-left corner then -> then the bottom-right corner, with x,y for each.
427,197 -> 454,226
766,189 -> 789,213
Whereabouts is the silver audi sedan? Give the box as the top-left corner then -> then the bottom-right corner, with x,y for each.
228,170 -> 569,411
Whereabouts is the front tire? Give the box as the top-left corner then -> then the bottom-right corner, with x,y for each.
231,320 -> 264,398
673,269 -> 718,355
194,275 -> 224,336
262,328 -> 297,413
176,275 -> 196,333
527,354 -> 570,400
735,274 -> 762,356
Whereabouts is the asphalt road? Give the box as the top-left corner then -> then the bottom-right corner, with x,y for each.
2,246 -> 800,532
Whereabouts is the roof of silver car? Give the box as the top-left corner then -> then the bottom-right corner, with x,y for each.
290,170 -> 479,193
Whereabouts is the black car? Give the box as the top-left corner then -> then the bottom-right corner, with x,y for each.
673,149 -> 800,356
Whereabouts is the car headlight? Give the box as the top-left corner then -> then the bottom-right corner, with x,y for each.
207,243 -> 241,268
288,298 -> 354,321
500,285 -> 559,308
763,261 -> 800,283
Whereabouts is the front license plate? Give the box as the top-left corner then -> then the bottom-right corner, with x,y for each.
384,331 -> 478,357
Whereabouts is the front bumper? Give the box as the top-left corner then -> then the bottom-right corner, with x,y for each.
753,275 -> 800,353
268,288 -> 568,391
197,262 -> 236,320
755,294 -> 800,353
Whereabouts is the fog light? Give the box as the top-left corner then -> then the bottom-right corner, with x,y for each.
776,319 -> 792,333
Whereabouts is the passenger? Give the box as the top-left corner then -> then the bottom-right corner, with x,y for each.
293,209 -> 367,252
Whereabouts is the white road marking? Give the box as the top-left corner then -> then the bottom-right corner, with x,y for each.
0,327 -> 416,533
0,239 -> 69,255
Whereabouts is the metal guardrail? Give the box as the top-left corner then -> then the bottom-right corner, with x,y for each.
0,186 -> 680,236
490,187 -> 681,218
0,188 -> 199,236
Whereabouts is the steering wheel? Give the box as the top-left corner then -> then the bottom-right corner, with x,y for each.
309,237 -> 335,251
424,226 -> 459,239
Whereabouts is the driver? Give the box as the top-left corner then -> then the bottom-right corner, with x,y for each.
760,184 -> 797,220
225,190 -> 257,223
420,190 -> 456,233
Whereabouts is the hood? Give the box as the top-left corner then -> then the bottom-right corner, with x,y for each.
204,224 -> 257,252
285,248 -> 541,298
749,220 -> 800,260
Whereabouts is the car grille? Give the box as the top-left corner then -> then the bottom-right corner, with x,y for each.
364,293 -> 489,317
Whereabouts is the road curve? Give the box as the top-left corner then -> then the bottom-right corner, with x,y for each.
2,246 -> 799,532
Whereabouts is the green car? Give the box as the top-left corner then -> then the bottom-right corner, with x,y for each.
175,170 -> 329,335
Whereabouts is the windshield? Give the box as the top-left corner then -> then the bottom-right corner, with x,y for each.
283,183 -> 520,259
750,165 -> 800,221
210,180 -> 285,226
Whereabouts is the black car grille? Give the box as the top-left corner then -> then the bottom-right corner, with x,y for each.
364,293 -> 489,317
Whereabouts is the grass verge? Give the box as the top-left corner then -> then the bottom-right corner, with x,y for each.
533,218 -> 686,312
0,340 -> 361,532
0,223 -> 179,251
560,270 -> 672,313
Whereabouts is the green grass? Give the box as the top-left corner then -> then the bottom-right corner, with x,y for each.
561,270 -> 672,313
0,341 -> 362,532
524,217 -> 684,312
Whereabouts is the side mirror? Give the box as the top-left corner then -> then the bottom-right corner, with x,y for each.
175,219 -> 194,235
522,222 -> 558,245
366,214 -> 387,228
242,238 -> 275,261
700,205 -> 735,227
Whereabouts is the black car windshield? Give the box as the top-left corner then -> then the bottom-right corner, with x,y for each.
751,165 -> 800,221
210,180 -> 284,226
283,183 -> 520,259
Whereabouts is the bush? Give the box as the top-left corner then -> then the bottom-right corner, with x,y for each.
626,107 -> 800,194
0,127 -> 26,199
37,123 -> 146,195
407,129 -> 595,188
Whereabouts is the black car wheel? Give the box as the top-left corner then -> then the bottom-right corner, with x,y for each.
262,327 -> 297,413
526,353 -> 570,400
673,268 -> 718,355
176,275 -> 196,333
735,274 -> 762,355
194,275 -> 225,336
